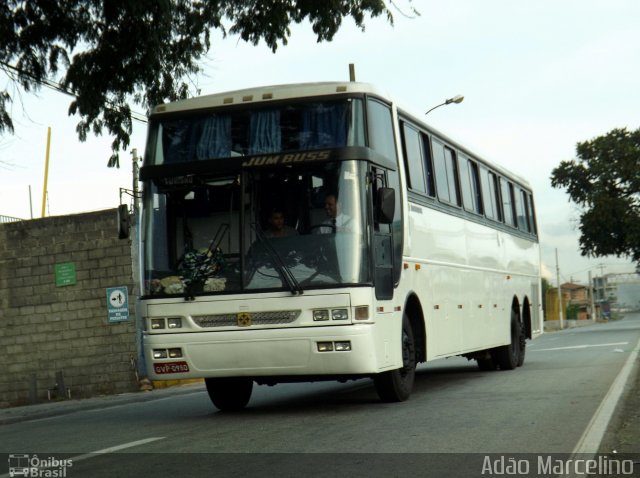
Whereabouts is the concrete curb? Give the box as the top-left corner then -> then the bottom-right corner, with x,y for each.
0,382 -> 204,426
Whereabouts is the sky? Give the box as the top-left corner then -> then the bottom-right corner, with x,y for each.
1,0 -> 638,285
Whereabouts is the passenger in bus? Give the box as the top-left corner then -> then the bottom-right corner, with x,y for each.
316,193 -> 351,233
264,208 -> 298,238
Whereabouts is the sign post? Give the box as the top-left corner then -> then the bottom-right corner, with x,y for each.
106,286 -> 129,323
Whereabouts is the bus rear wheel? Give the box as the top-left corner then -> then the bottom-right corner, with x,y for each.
373,314 -> 416,402
205,377 -> 253,411
516,325 -> 526,367
494,310 -> 522,370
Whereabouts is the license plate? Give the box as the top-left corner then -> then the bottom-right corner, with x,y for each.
154,361 -> 190,374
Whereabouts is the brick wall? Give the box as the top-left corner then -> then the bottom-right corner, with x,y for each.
0,209 -> 138,406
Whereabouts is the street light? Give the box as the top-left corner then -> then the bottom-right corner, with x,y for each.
424,95 -> 464,116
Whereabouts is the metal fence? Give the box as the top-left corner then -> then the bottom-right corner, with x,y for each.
0,215 -> 23,224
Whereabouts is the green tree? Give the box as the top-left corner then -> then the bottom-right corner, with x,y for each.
550,127 -> 640,264
541,277 -> 550,320
0,0 -> 407,167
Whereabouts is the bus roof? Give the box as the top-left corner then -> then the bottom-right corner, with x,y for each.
150,81 -> 389,115
150,81 -> 531,190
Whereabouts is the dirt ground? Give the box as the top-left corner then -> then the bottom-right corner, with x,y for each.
598,355 -> 640,454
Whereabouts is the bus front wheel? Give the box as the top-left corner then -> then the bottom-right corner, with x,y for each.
373,314 -> 416,402
205,377 -> 253,411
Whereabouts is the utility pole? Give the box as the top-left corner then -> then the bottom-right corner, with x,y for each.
588,270 -> 596,322
555,248 -> 564,330
41,127 -> 52,218
28,185 -> 33,219
131,148 -> 141,216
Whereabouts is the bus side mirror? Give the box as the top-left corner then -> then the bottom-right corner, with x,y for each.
377,187 -> 395,224
118,204 -> 131,239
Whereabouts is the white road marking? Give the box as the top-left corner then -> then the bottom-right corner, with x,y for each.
572,335 -> 640,456
72,437 -> 166,462
0,438 -> 165,478
531,342 -> 629,352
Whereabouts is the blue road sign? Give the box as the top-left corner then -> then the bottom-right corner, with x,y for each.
106,286 -> 129,323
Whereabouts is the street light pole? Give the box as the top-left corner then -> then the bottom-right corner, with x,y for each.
556,248 -> 564,330
588,270 -> 596,323
425,95 -> 464,115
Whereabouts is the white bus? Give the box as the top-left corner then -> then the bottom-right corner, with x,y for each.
139,81 -> 542,410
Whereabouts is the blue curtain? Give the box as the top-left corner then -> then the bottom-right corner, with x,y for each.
249,110 -> 281,154
163,115 -> 231,162
300,103 -> 348,149
196,115 -> 231,159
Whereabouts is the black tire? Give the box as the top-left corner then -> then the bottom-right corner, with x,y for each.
494,309 -> 520,370
516,320 -> 526,367
205,377 -> 253,411
373,314 -> 416,402
477,356 -> 497,371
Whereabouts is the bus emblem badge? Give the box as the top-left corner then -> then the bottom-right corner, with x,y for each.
237,312 -> 252,327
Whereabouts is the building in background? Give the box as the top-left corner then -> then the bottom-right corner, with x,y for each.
560,282 -> 591,321
596,273 -> 640,313
546,282 -> 595,323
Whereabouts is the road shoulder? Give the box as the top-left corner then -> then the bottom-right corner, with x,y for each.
598,350 -> 640,454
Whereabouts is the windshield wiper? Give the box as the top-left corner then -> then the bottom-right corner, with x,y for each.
252,225 -> 303,295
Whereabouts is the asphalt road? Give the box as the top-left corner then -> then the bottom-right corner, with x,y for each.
1,313 -> 639,477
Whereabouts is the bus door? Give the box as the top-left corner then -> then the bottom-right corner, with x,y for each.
371,166 -> 395,300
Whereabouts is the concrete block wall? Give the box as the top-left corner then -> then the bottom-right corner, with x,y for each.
0,209 -> 138,406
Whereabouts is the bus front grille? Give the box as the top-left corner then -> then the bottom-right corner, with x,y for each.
192,310 -> 301,328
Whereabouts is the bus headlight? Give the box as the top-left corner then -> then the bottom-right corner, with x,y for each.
313,309 -> 330,321
153,349 -> 168,359
331,308 -> 348,320
317,342 -> 334,352
167,317 -> 183,329
151,318 -> 165,330
334,341 -> 352,351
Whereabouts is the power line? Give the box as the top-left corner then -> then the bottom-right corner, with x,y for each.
566,262 -> 634,277
0,61 -> 147,123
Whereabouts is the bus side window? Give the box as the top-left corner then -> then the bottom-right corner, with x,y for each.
444,147 -> 461,207
500,178 -> 516,227
432,140 -> 447,202
516,188 -> 530,232
459,154 -> 482,214
401,122 -> 426,194
481,168 -> 503,223
480,166 -> 495,220
367,99 -> 397,162
422,133 -> 436,197
469,161 -> 483,214
433,139 -> 456,204
491,172 -> 503,222
527,193 -> 538,235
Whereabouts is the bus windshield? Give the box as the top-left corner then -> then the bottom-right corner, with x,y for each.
145,97 -> 365,164
141,160 -> 371,297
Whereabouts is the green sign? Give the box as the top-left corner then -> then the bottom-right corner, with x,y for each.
55,262 -> 77,287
